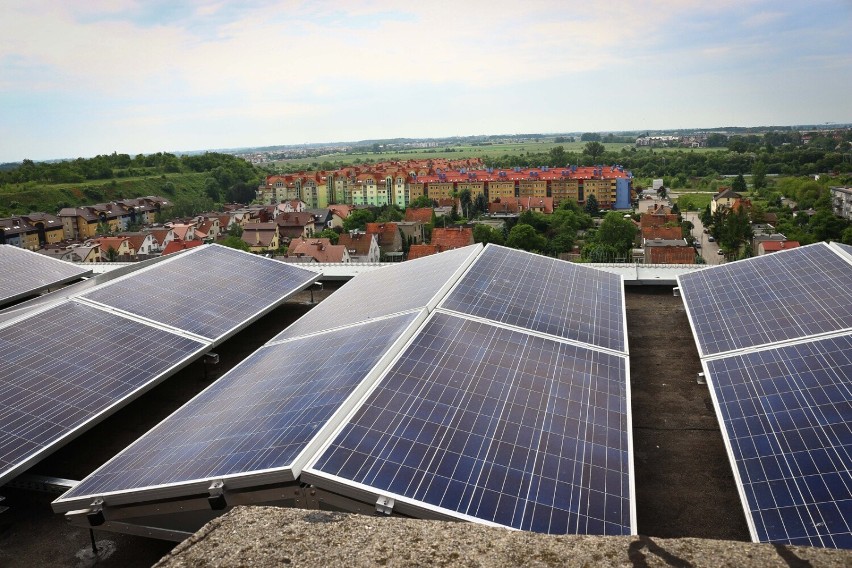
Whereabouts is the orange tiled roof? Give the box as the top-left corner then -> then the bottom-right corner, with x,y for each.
431,227 -> 474,251
162,239 -> 202,255
642,226 -> 682,240
404,208 -> 433,223
338,232 -> 374,256
761,240 -> 800,252
408,244 -> 439,260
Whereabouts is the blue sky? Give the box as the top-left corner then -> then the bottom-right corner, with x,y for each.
1,0 -> 850,162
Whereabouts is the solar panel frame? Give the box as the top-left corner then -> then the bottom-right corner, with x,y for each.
302,310 -> 636,535
53,310 -> 428,511
438,244 -> 628,354
78,244 -> 319,343
677,243 -> 852,357
0,245 -> 92,307
273,244 -> 482,340
0,301 -> 208,487
701,332 -> 852,549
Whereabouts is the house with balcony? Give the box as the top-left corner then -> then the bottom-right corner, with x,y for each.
830,186 -> 852,220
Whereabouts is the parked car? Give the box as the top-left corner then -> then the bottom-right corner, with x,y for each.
694,242 -> 702,249
718,249 -> 726,255
708,236 -> 715,242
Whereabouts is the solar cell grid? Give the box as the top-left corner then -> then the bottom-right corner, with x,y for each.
274,244 -> 480,340
81,245 -> 317,340
0,302 -> 206,484
678,244 -> 852,356
57,312 -> 421,502
0,245 -> 90,305
308,312 -> 632,535
705,334 -> 852,548
440,245 -> 626,352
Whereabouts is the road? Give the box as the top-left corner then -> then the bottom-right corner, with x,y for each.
637,197 -> 723,265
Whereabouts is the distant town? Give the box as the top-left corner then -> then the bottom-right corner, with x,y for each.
1,124 -> 850,268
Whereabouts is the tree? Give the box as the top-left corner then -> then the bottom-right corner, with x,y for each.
752,161 -> 767,192
472,224 -> 505,246
459,188 -> 473,219
594,211 -> 638,256
506,224 -> 547,252
732,174 -> 747,193
583,141 -> 605,162
580,132 -> 602,142
227,223 -> 244,237
204,177 -> 220,201
584,194 -> 600,216
316,228 -> 340,244
220,235 -> 250,251
409,195 -> 436,209
376,205 -> 403,222
104,246 -> 118,262
581,242 -> 621,262
343,208 -> 375,231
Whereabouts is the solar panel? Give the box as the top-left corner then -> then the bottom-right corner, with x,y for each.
678,244 -> 852,356
54,311 -> 423,507
440,245 -> 626,352
0,301 -> 206,486
0,245 -> 91,306
274,244 -> 481,340
81,245 -> 318,341
704,333 -> 852,549
835,243 -> 852,258
304,311 -> 634,535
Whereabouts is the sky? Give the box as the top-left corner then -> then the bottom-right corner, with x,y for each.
1,0 -> 851,162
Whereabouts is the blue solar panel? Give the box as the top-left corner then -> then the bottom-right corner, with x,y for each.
441,245 -> 626,352
56,312 -> 421,503
275,244 -> 480,340
82,245 -> 317,341
705,334 -> 852,549
0,302 -> 206,485
0,245 -> 91,306
678,244 -> 852,356
307,312 -> 633,535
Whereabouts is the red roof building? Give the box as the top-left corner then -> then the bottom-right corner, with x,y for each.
431,227 -> 474,252
162,238 -> 203,256
758,240 -> 800,255
408,244 -> 439,260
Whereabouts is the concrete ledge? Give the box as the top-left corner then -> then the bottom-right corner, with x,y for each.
156,507 -> 849,567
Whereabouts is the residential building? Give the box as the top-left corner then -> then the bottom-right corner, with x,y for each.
644,238 -> 695,264
397,221 -> 425,246
642,225 -> 682,241
404,208 -> 434,224
830,186 -> 852,220
120,232 -> 158,259
241,222 -> 280,253
408,244 -> 439,260
431,227 -> 475,251
287,237 -> 350,263
276,212 -> 317,241
338,232 -> 381,263
162,239 -> 203,256
365,222 -> 403,259
758,240 -> 800,255
711,188 -> 742,214
93,236 -> 134,261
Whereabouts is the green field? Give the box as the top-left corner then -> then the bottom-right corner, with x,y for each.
0,172 -> 207,216
674,192 -> 713,211
273,141 -> 634,168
